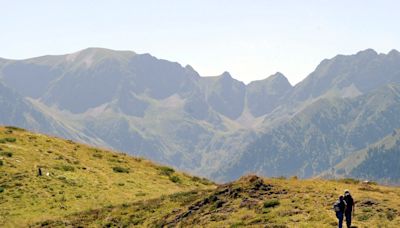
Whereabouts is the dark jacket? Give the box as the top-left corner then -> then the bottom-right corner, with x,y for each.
344,195 -> 354,212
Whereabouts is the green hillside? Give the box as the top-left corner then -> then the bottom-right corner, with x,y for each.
0,126 -> 213,227
34,176 -> 400,227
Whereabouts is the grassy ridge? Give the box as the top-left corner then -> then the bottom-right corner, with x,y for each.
0,126 -> 214,227
34,175 -> 400,227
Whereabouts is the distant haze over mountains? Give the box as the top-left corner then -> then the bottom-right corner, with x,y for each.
1,48 -> 399,184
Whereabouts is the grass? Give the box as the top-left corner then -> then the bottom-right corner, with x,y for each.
28,174 -> 400,227
0,126 -> 214,227
34,174 -> 400,227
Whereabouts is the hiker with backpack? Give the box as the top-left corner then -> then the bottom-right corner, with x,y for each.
333,195 -> 347,228
344,189 -> 355,228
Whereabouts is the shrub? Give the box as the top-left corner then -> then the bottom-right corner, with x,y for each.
0,160 -> 3,166
191,176 -> 201,182
55,164 -> 75,172
158,166 -> 175,176
214,200 -> 224,208
357,214 -> 371,221
386,210 -> 396,221
4,138 -> 16,143
338,178 -> 360,184
263,199 -> 280,208
169,175 -> 181,183
58,176 -> 67,181
0,151 -> 13,157
5,126 -> 25,131
362,208 -> 372,213
169,191 -> 198,203
0,139 -> 5,144
191,176 -> 213,185
112,166 -> 129,173
230,222 -> 245,228
0,187 -> 4,193
93,153 -> 103,159
135,192 -> 147,197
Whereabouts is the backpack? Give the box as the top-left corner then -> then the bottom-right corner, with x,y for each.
333,201 -> 341,212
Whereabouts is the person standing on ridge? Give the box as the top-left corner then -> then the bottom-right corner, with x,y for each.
343,189 -> 355,228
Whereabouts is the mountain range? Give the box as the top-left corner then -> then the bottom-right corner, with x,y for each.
0,48 -> 399,183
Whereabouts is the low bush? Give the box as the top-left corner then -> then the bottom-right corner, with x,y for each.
191,176 -> 213,185
158,166 -> 175,176
0,187 -> 4,193
362,208 -> 372,213
0,160 -> 3,166
386,210 -> 396,221
357,213 -> 371,221
337,178 -> 360,184
4,138 -> 16,143
0,151 -> 13,157
112,166 -> 130,173
230,222 -> 246,228
5,126 -> 25,131
263,199 -> 280,208
169,191 -> 198,203
169,175 -> 181,183
55,164 -> 75,172
93,153 -> 103,159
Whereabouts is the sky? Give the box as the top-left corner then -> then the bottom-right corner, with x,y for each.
1,0 -> 399,85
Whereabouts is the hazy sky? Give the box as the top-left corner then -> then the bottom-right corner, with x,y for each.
1,1 -> 399,84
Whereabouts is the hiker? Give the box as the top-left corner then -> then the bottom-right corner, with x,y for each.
344,189 -> 355,228
38,167 -> 42,176
334,195 -> 347,228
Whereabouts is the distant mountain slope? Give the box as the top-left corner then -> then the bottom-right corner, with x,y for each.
246,72 -> 293,117
201,72 -> 246,119
286,49 -> 400,104
323,128 -> 400,184
0,83 -> 73,138
0,48 -> 199,113
221,83 -> 400,181
0,126 -> 213,227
